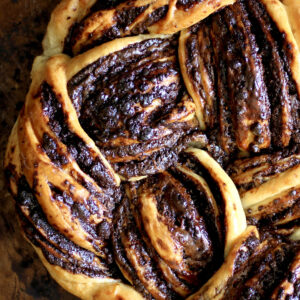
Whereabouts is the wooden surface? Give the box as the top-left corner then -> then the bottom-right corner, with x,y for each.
0,1 -> 77,299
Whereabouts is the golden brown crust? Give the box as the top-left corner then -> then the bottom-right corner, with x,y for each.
42,0 -> 96,56
32,245 -> 144,300
6,52 -> 120,255
282,0 -> 300,48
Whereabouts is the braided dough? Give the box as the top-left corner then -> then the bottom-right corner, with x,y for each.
5,0 -> 300,299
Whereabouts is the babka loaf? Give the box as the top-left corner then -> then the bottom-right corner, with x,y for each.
4,0 -> 300,299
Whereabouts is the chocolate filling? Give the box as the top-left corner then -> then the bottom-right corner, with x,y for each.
228,146 -> 300,192
131,6 -> 169,35
67,37 -> 202,178
113,131 -> 207,178
15,176 -> 117,277
48,183 -> 112,245
42,133 -> 68,167
182,0 -> 300,155
224,238 -> 300,299
64,2 -> 169,55
245,0 -> 297,148
113,197 -> 177,300
90,0 -> 128,11
169,166 -> 223,266
41,82 -> 119,194
73,4 -> 150,54
112,162 -> 227,299
179,152 -> 226,240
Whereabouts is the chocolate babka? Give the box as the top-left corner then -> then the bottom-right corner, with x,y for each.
4,0 -> 300,299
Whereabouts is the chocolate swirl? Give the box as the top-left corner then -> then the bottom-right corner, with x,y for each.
61,0 -> 236,55
112,149 -> 246,299
179,0 -> 300,154
14,176 -> 116,278
188,226 -> 300,300
228,147 -> 300,237
67,35 -> 205,179
4,32 -> 207,299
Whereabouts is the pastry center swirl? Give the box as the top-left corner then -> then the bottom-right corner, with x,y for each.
67,36 -> 203,179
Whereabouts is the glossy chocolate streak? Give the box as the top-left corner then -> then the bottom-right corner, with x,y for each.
227,147 -> 300,233
212,2 -> 271,153
112,140 -> 183,179
224,239 -> 300,299
48,183 -> 113,246
115,5 -> 149,30
103,131 -> 185,162
185,31 -> 205,115
254,199 -> 300,228
41,82 -> 119,194
42,133 -> 68,167
75,5 -> 150,54
185,22 -> 217,129
198,24 -> 217,130
16,177 -> 116,277
209,12 -> 236,153
142,173 -> 214,274
232,232 -> 260,273
225,2 -> 271,152
169,167 -> 223,263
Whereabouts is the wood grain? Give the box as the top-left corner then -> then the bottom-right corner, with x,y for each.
0,1 -> 77,299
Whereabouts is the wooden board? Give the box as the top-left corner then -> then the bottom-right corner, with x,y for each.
0,1 -> 77,299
